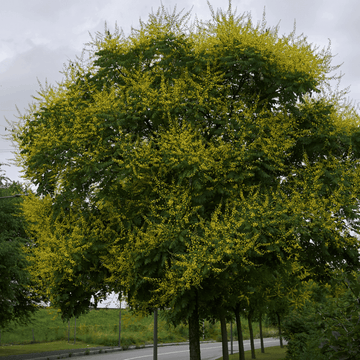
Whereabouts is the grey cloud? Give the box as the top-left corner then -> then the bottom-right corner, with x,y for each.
1,0 -> 360,183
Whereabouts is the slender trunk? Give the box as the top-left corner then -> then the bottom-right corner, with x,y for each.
220,309 -> 229,360
276,313 -> 283,348
119,306 -> 121,347
248,312 -> 255,359
154,309 -> 158,360
74,317 -> 76,344
189,295 -> 201,360
259,313 -> 264,353
234,306 -> 245,360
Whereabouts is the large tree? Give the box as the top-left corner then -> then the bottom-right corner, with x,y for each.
13,2 -> 360,359
0,164 -> 40,329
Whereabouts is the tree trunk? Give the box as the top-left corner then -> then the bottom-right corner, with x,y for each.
259,313 -> 264,353
189,295 -> 201,360
220,309 -> 229,360
276,313 -> 283,348
234,306 -> 245,360
248,312 -> 255,359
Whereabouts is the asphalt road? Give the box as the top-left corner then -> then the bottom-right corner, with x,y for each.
56,338 -> 285,360
8,338 -> 286,360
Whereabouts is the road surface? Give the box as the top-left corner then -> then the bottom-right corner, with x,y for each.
67,338 -> 286,360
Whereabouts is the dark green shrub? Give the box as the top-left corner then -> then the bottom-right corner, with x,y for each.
283,273 -> 360,360
282,301 -> 326,360
319,274 -> 360,360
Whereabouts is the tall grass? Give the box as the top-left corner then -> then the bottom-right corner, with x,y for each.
0,308 -> 278,348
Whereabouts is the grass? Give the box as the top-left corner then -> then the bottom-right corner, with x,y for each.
0,308 -> 279,356
216,345 -> 287,360
0,308 -> 188,348
0,340 -> 102,357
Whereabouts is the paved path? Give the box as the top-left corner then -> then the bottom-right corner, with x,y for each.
14,338 -> 286,360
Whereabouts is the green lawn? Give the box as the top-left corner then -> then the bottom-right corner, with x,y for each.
216,345 -> 287,360
0,340 -> 102,357
0,308 -> 278,348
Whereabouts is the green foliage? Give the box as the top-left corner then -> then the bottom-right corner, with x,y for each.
0,164 -> 40,329
319,272 -> 360,360
283,300 -> 326,360
283,273 -> 360,360
10,1 -> 360,347
21,194 -> 113,321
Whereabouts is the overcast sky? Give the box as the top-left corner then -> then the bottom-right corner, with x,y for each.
1,0 -> 360,182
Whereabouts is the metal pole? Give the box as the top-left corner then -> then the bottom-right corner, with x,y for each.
68,321 -> 70,343
119,301 -> 121,347
230,321 -> 233,355
153,309 -> 158,360
74,317 -> 76,344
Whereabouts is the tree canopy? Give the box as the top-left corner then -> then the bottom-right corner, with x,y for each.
0,165 -> 40,329
12,2 -> 360,359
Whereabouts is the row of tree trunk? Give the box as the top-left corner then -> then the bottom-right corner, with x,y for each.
149,304 -> 283,360
188,307 -> 283,360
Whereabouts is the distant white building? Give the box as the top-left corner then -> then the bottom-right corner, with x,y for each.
40,292 -> 127,309
93,292 -> 127,309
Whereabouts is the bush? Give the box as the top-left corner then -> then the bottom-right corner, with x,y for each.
319,279 -> 360,360
283,273 -> 360,360
282,301 -> 326,360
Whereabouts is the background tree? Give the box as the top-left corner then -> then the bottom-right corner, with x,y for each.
0,164 -> 40,329
22,193 -> 114,321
